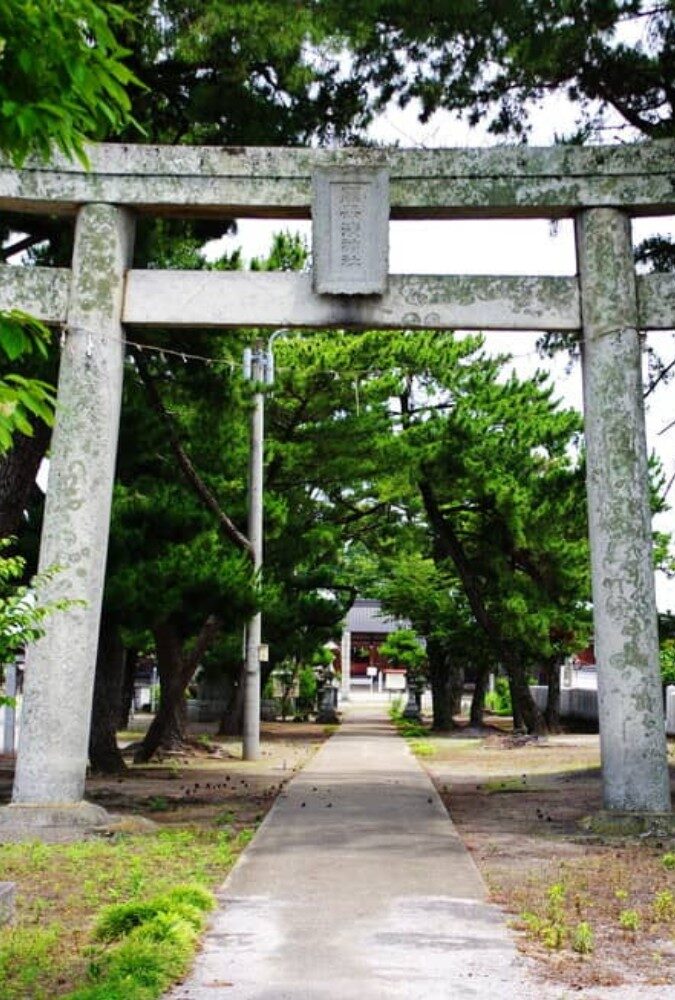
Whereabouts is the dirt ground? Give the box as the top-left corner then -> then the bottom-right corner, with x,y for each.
421,719 -> 675,993
0,719 -> 331,833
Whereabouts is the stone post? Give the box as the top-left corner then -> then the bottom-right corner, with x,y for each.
2,663 -> 17,754
0,204 -> 135,840
340,629 -> 351,701
576,208 -> 670,814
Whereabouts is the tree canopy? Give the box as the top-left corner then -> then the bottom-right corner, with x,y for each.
330,0 -> 674,141
0,0 -> 140,165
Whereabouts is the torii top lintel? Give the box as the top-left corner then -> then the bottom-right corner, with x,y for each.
1,140 -> 674,220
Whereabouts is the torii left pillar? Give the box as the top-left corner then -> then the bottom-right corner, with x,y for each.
0,203 -> 135,841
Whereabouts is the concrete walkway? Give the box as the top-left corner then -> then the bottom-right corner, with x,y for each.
167,705 -> 550,1000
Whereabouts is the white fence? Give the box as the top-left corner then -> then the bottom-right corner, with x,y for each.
532,684 -> 675,735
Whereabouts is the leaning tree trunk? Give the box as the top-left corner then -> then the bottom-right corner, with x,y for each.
469,662 -> 490,728
418,478 -> 543,735
134,615 -> 221,762
89,613 -> 127,774
544,653 -> 563,732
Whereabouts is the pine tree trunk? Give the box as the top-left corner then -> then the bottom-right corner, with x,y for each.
544,654 -> 563,732
89,613 -> 127,774
0,425 -> 50,539
134,616 -> 221,762
469,663 -> 489,727
134,621 -> 188,762
428,640 -> 464,730
428,640 -> 455,731
505,653 -> 545,734
418,479 -> 544,734
118,648 -> 138,730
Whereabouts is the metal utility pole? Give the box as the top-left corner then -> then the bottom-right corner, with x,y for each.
243,340 -> 265,760
241,330 -> 290,761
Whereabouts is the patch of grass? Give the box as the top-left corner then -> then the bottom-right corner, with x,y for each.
0,925 -> 63,1000
652,889 -> 675,923
618,908 -> 641,932
484,777 -> 531,794
662,851 -> 675,870
391,716 -> 425,738
408,739 -> 437,758
146,795 -> 170,812
571,921 -> 594,955
64,883 -> 216,999
0,827 -> 252,999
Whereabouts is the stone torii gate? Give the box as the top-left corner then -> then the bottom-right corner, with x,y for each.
0,141 -> 674,839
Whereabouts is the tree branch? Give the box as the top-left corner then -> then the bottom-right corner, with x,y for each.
134,353 -> 253,558
1,234 -> 45,261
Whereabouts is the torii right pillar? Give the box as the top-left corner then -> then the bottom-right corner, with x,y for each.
577,207 -> 671,814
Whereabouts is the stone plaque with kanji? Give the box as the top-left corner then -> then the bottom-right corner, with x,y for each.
312,167 -> 389,295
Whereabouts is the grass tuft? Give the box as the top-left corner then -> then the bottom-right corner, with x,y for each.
69,882 -> 214,999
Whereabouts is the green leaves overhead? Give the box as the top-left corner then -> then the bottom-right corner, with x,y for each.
0,1 -> 142,166
329,0 -> 674,140
116,0 -> 370,145
0,311 -> 55,453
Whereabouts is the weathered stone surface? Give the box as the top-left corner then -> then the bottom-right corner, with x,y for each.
1,266 -> 672,333
0,802 -> 112,843
313,168 -> 389,294
0,266 -> 69,321
577,207 -> 671,814
579,811 -> 675,837
2,140 -> 674,218
0,882 -> 15,924
8,204 -> 135,817
637,272 -> 675,330
123,272 -> 582,330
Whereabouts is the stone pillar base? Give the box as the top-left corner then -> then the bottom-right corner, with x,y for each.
579,810 -> 675,838
0,882 -> 15,925
0,801 -> 113,843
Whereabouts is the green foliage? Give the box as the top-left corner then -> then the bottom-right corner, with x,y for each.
571,921 -> 594,955
72,884 -> 214,999
662,852 -> 675,870
618,908 -> 640,931
652,889 -> 675,923
408,739 -> 436,758
0,925 -> 62,1000
484,677 -> 512,716
336,1 -> 674,141
659,639 -> 675,686
379,629 -> 427,679
0,0 -> 141,166
519,880 -> 570,950
93,885 -> 213,942
0,828 -> 247,1000
0,311 -> 55,452
0,538 -> 79,667
298,666 -> 317,711
117,1 -> 370,146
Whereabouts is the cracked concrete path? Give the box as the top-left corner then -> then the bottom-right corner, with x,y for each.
166,704 -> 555,1000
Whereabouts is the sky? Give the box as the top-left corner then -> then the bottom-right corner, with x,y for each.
208,96 -> 675,613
